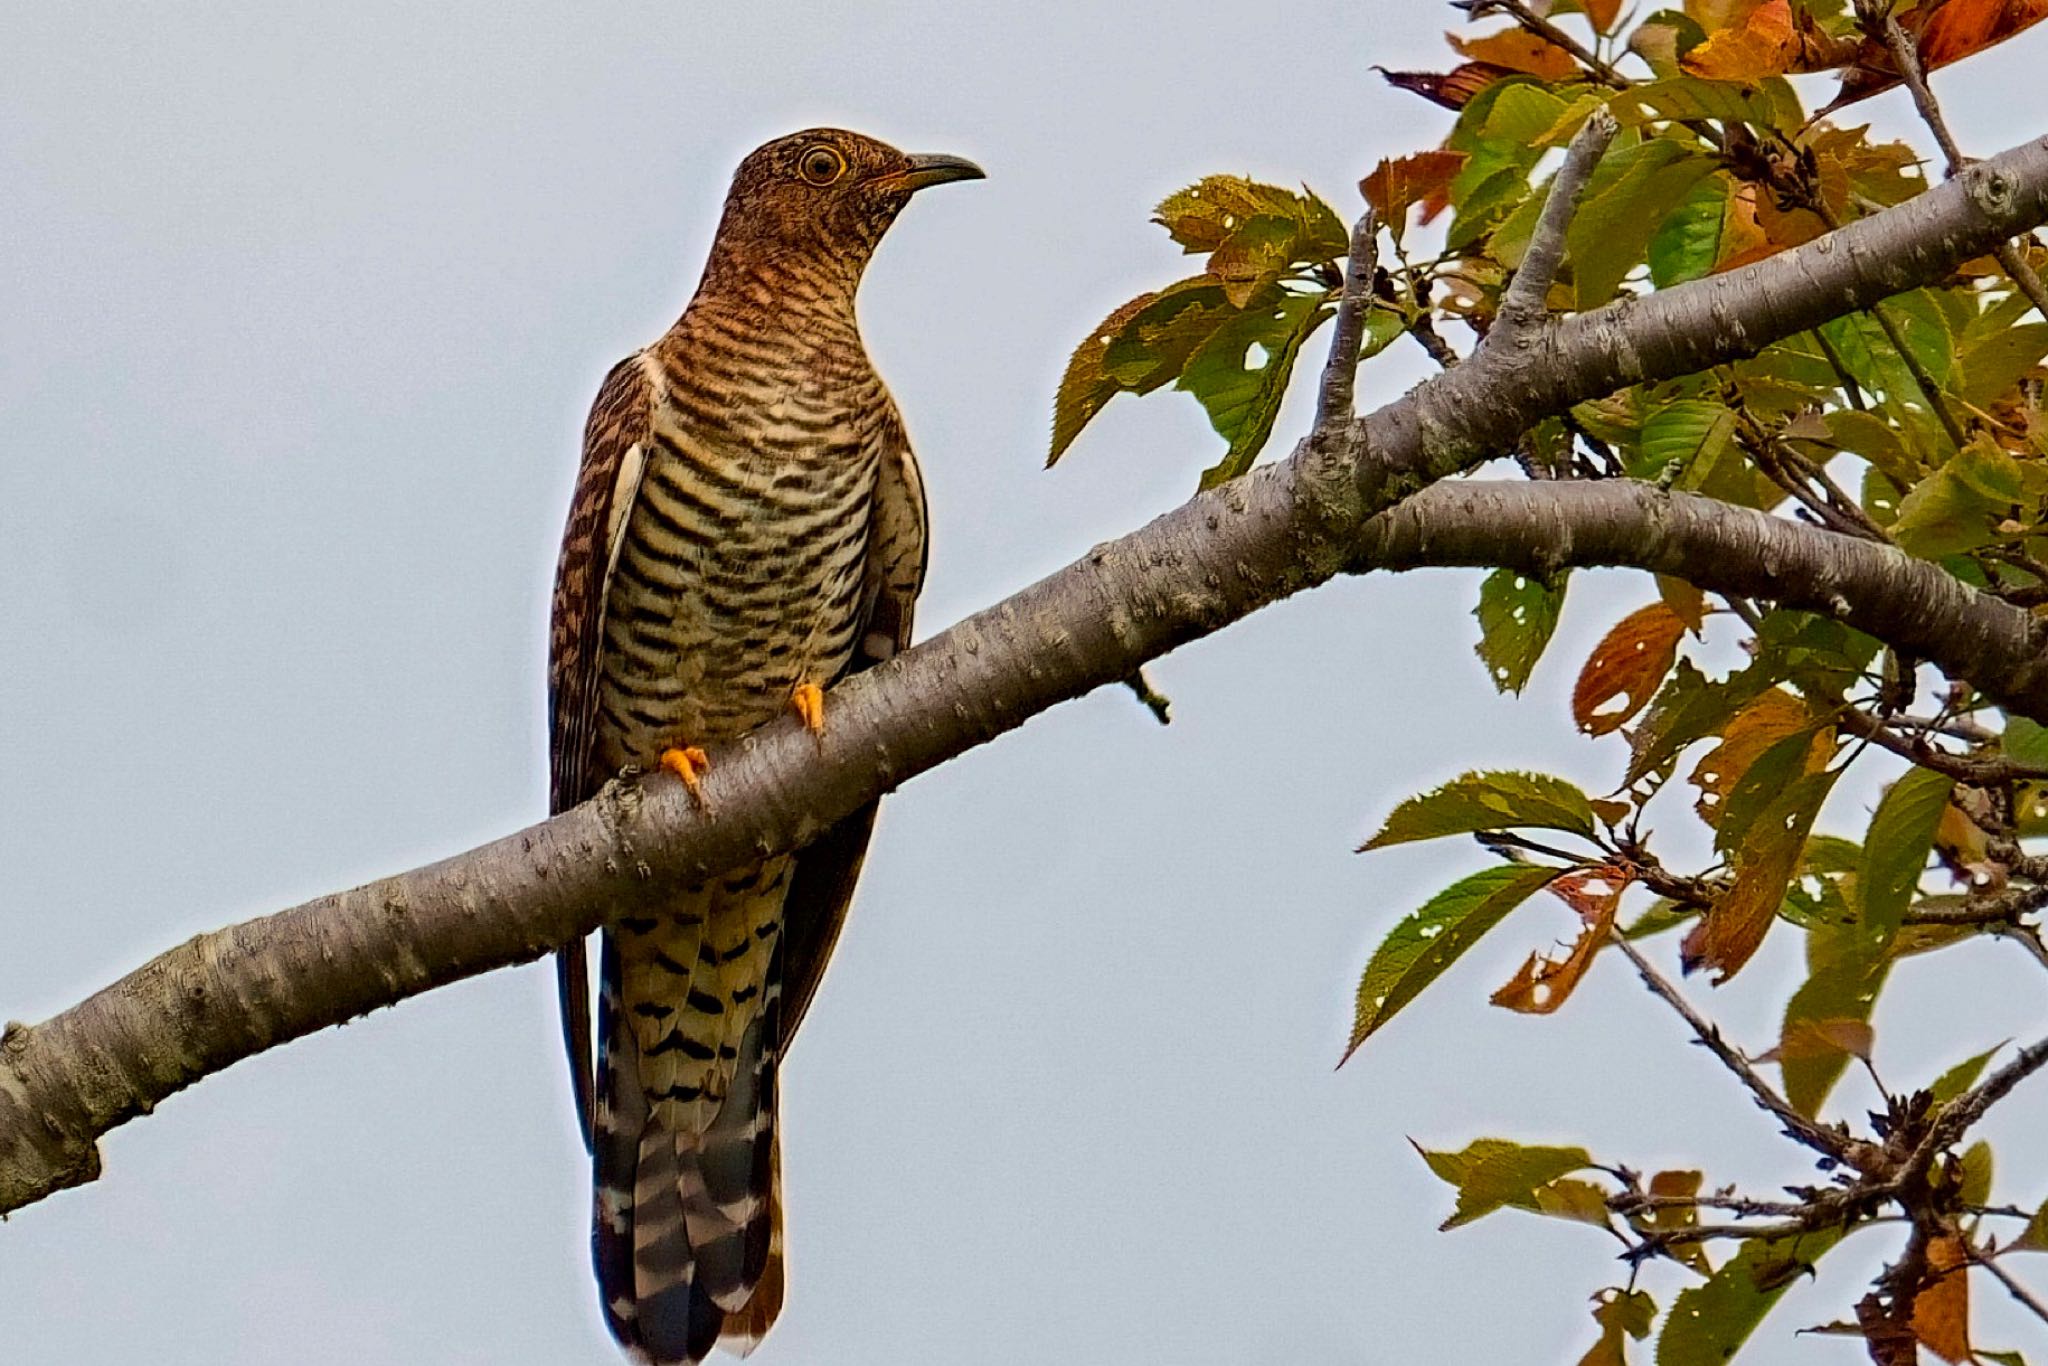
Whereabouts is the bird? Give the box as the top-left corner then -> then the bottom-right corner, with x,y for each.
547,128 -> 982,1364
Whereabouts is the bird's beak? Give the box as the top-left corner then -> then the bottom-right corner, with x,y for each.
891,153 -> 987,193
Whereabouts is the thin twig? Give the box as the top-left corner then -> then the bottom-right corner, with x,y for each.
1315,210 -> 1381,434
1967,1243 -> 2048,1328
1877,9 -> 2048,321
1922,1034 -> 2048,1160
1494,109 -> 1620,337
1607,930 -> 1854,1160
1834,706 -> 2048,784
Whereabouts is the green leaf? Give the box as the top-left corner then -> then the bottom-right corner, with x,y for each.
1363,771 -> 1598,849
1779,920 -> 1891,1118
1713,729 -> 1825,857
1414,1136 -> 1593,1229
1930,1045 -> 2002,1106
1627,660 -> 1768,785
1535,1177 -> 1615,1228
1050,291 -> 1160,464
1635,399 -> 1737,486
1569,140 -> 1718,308
1101,276 -> 1235,390
1892,438 -> 2025,558
1474,569 -> 1567,694
1483,84 -> 1573,146
2005,716 -> 2048,768
1346,865 -> 1562,1054
1958,321 -> 2048,407
1957,1140 -> 1994,1208
2017,1198 -> 2048,1252
1648,172 -> 1729,288
1656,1228 -> 1846,1366
1613,76 -> 1800,133
1860,767 -> 1953,937
1178,291 -> 1333,488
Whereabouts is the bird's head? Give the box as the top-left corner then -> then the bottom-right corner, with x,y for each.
705,128 -> 983,286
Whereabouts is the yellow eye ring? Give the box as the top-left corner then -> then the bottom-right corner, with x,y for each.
797,145 -> 845,186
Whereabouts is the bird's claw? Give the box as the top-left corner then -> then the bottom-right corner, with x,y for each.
792,683 -> 826,738
659,746 -> 712,807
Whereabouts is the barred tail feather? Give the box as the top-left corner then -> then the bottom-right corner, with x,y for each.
592,925 -> 784,1366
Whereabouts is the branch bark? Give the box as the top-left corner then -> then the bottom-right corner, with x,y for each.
9,136 -> 2048,1215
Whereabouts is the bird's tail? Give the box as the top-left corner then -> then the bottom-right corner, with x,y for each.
591,890 -> 785,1366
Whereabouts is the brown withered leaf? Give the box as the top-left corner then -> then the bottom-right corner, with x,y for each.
1491,867 -> 1629,1015
1447,27 -> 1583,80
1573,602 -> 1688,736
1681,0 -> 1859,79
1824,0 -> 2048,114
1582,0 -> 1625,33
1361,150 -> 1468,244
1376,60 -> 1519,112
1689,688 -> 1812,826
1637,1170 -> 1711,1274
1682,755 -> 1838,980
1912,1234 -> 1972,1363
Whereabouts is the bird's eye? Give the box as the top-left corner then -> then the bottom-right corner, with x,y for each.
797,146 -> 846,187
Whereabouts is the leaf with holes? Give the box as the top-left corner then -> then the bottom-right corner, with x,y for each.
1689,688 -> 1813,830
1474,568 -> 1567,695
1345,865 -> 1562,1056
1413,1136 -> 1594,1229
1177,291 -> 1333,488
1574,602 -> 1689,737
1491,867 -> 1628,1015
1050,291 -> 1161,465
1362,771 -> 1598,849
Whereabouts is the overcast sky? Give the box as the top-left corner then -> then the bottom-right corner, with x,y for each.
4,4 -> 2046,1363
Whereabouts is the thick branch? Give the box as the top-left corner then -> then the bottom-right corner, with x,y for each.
8,136 -> 2048,1215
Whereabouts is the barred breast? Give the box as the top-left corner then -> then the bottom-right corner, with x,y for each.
593,328 -> 890,769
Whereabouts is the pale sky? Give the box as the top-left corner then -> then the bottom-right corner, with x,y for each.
4,4 -> 2046,1362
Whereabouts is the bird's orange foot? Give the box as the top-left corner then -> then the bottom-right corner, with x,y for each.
791,682 -> 826,738
659,745 -> 712,806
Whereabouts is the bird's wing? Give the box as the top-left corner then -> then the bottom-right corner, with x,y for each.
550,351 -> 655,1145
777,412 -> 929,1050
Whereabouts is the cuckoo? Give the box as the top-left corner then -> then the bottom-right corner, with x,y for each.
548,128 -> 980,1364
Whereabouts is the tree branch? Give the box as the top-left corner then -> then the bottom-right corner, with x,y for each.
9,134 -> 2048,1215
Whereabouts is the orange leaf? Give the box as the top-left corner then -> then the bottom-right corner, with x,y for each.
1584,0 -> 1624,33
1376,61 -> 1519,112
1921,0 -> 2048,71
1688,0 -> 1766,33
1361,151 -> 1468,240
1682,0 -> 1857,78
1572,603 -> 1688,736
1491,867 -> 1628,1014
1684,0 -> 1799,77
1448,27 -> 1584,80
1824,0 -> 2048,112
1689,688 -> 1811,825
1912,1235 -> 1972,1363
